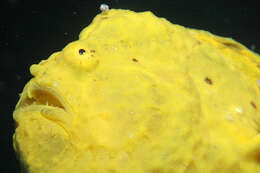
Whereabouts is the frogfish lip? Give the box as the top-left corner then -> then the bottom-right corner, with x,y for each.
13,81 -> 75,172
14,80 -> 74,128
16,81 -> 71,112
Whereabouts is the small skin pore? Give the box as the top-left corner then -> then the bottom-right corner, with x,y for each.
251,101 -> 257,109
132,58 -> 138,62
205,77 -> 213,85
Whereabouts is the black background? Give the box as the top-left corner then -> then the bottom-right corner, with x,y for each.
0,0 -> 259,172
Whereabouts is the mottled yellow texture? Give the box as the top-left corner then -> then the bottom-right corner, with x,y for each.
13,9 -> 260,173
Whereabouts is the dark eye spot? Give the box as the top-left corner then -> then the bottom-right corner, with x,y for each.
205,77 -> 213,85
79,49 -> 86,55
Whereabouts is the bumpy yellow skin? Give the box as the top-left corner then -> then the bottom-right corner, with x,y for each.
13,9 -> 260,173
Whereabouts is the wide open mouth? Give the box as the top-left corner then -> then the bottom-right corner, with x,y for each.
14,82 -> 74,132
15,82 -> 73,116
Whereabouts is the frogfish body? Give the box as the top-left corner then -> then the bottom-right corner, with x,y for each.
13,9 -> 260,173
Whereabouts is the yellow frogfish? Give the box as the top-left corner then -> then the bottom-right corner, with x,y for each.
13,7 -> 260,173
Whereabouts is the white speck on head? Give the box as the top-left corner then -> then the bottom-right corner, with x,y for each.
53,82 -> 58,87
100,4 -> 109,13
113,46 -> 118,51
130,111 -> 134,115
225,115 -> 234,121
235,107 -> 243,114
256,80 -> 260,87
129,133 -> 134,139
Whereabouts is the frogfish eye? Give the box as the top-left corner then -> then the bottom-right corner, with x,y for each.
78,49 -> 86,55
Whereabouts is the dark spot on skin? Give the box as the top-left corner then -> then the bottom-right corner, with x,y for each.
132,58 -> 138,62
222,42 -> 241,50
251,101 -> 257,109
197,40 -> 202,45
205,77 -> 213,85
90,49 -> 96,53
79,49 -> 86,55
257,64 -> 260,69
107,169 -> 116,173
186,161 -> 196,170
150,169 -> 163,173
